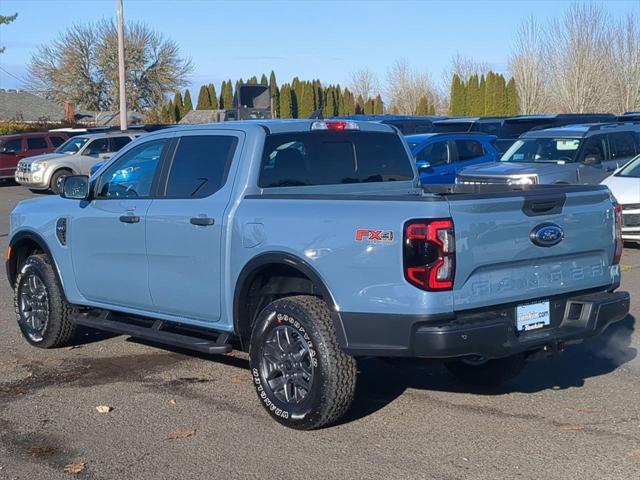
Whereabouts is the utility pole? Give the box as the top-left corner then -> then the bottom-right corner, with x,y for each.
117,0 -> 127,130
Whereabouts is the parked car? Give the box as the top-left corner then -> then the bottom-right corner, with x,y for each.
336,115 -> 445,134
618,112 -> 640,122
6,119 -> 629,430
457,123 -> 640,185
406,132 -> 498,183
0,132 -> 68,181
601,153 -> 640,243
14,131 -> 140,193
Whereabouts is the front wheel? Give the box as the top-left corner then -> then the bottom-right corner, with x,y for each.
49,169 -> 71,194
445,354 -> 526,386
14,254 -> 77,348
249,295 -> 357,430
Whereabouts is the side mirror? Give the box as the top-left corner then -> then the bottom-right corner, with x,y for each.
418,161 -> 432,173
583,154 -> 601,165
60,175 -> 90,200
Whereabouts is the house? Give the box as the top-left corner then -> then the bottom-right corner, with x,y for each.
0,89 -> 65,123
179,109 -> 228,124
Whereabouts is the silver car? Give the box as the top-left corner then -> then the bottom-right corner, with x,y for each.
15,131 -> 140,193
457,123 -> 640,185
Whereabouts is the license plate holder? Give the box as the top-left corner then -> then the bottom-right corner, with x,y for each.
516,300 -> 550,332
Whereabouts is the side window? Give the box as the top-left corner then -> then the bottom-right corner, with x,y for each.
95,139 -> 167,199
165,135 -> 238,197
581,136 -> 606,163
27,137 -> 48,150
84,138 -> 109,156
110,136 -> 132,152
454,140 -> 485,161
416,141 -> 450,166
1,138 -> 23,153
608,132 -> 637,161
50,136 -> 66,147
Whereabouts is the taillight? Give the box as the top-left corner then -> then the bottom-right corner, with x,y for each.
404,219 -> 455,291
613,202 -> 623,265
310,120 -> 359,131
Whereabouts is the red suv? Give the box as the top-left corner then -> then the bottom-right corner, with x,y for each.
0,132 -> 68,180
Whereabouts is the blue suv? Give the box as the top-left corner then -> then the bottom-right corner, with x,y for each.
406,133 -> 498,184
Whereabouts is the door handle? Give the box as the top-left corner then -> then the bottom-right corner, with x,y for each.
190,217 -> 215,226
119,215 -> 140,224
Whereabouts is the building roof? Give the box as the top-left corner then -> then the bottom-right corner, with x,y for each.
179,109 -> 225,124
74,110 -> 144,126
0,89 -> 65,122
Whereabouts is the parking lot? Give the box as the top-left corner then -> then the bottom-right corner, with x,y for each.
0,182 -> 639,480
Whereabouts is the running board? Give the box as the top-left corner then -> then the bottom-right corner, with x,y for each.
72,313 -> 233,355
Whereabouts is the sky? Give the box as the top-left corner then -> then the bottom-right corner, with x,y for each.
0,0 -> 638,95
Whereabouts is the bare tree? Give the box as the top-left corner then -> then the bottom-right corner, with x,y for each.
27,20 -> 192,112
610,13 -> 640,113
508,16 -> 550,114
348,67 -> 379,104
544,3 -> 613,113
385,59 -> 438,115
447,53 -> 491,82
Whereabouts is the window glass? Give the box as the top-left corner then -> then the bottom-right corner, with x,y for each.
110,136 -> 132,152
416,141 -> 450,166
608,132 -> 636,160
616,155 -> 640,178
501,138 -> 582,163
581,136 -> 606,163
96,139 -> 166,198
166,135 -> 238,197
455,140 -> 484,161
84,138 -> 109,156
259,132 -> 413,188
1,138 -> 22,153
50,136 -> 66,147
27,137 -> 47,150
56,136 -> 88,154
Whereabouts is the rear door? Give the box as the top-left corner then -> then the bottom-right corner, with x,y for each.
145,131 -> 242,322
26,136 -> 49,157
0,137 -> 24,177
577,135 -> 615,183
607,132 -> 638,169
448,187 -> 616,311
452,138 -> 493,175
416,140 -> 454,184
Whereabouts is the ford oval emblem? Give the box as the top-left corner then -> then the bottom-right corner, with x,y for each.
530,223 -> 564,247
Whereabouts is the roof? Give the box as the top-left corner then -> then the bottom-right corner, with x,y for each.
434,117 -> 506,124
179,110 -> 225,124
0,89 -> 64,122
0,131 -> 66,140
337,115 -> 445,122
74,110 -> 144,126
405,132 -> 496,142
522,122 -> 640,138
69,131 -> 142,140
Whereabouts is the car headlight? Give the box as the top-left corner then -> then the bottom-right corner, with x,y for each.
508,176 -> 537,186
31,161 -> 48,171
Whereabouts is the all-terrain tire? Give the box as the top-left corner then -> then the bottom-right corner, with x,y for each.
249,295 -> 357,430
14,254 -> 77,348
445,354 -> 527,386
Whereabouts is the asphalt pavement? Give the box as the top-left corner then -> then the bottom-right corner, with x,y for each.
0,181 -> 639,480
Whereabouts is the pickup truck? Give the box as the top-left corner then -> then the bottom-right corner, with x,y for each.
5,120 -> 630,430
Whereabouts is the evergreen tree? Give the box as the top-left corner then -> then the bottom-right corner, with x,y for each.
449,74 -> 464,116
260,73 -> 268,85
428,102 -> 436,115
343,88 -> 356,115
247,76 -> 258,85
496,74 -> 507,115
173,91 -> 184,121
279,84 -> 293,118
208,83 -> 219,109
506,78 -> 518,115
220,80 -> 233,110
467,74 -> 482,116
297,82 -> 315,118
479,75 -> 486,115
373,94 -> 384,114
196,85 -> 211,109
268,71 -> 279,118
161,100 -> 175,123
416,96 -> 429,115
183,89 -> 193,115
484,72 -> 496,116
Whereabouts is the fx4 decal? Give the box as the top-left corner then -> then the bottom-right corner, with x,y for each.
355,229 -> 394,243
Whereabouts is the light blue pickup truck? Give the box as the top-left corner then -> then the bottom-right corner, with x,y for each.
5,120 -> 630,429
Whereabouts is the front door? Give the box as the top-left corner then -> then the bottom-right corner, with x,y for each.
416,140 -> 454,184
145,132 -> 242,322
69,138 -> 169,309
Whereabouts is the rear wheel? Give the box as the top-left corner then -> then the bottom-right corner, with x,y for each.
249,295 -> 357,430
14,254 -> 77,348
49,169 -> 71,194
445,354 -> 526,386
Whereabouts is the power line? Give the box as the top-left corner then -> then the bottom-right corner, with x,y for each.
0,65 -> 28,88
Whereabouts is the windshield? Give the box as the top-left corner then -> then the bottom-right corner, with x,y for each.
501,138 -> 582,163
615,155 -> 640,178
56,136 -> 89,154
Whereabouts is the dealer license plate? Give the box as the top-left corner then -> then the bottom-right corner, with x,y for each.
516,300 -> 550,332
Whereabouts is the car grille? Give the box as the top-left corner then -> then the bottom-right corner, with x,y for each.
623,213 -> 640,227
457,175 -> 512,185
621,203 -> 640,211
17,163 -> 31,173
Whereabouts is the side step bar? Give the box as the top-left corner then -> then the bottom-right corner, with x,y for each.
72,313 -> 233,355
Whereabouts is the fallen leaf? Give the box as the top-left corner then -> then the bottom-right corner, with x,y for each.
95,405 -> 112,413
63,461 -> 86,474
559,423 -> 584,431
26,446 -> 56,458
230,375 -> 247,384
169,399 -> 177,405
167,429 -> 195,439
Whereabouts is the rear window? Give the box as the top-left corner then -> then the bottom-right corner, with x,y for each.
50,136 -> 66,147
111,136 -> 132,151
259,132 -> 413,188
27,137 -> 47,150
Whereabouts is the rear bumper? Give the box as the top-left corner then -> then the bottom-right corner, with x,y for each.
337,290 -> 630,359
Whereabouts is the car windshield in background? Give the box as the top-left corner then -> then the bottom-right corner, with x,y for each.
259,131 -> 414,188
501,138 -> 582,163
56,136 -> 89,154
615,155 -> 640,178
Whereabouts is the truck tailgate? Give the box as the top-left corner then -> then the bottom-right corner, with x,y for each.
447,187 -> 618,310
